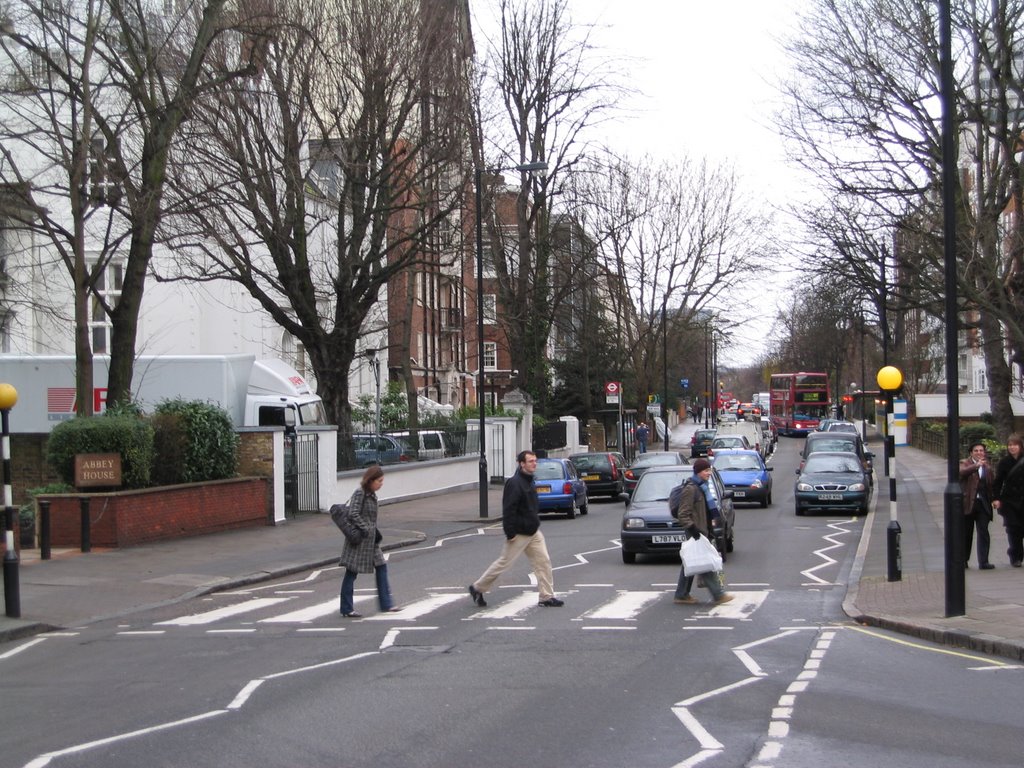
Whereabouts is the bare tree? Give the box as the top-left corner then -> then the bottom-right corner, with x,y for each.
161,0 -> 471,460
577,152 -> 774,414
779,0 -> 1024,436
0,0 -> 248,410
474,0 -> 622,408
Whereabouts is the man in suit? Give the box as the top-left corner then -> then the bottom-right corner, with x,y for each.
960,441 -> 995,569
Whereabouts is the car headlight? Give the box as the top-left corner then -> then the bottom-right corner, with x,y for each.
623,518 -> 646,529
796,482 -> 813,492
750,479 -> 763,488
848,483 -> 866,491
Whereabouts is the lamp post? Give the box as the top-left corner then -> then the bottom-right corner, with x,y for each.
1,382 -> 20,617
938,0 -> 964,618
474,160 -> 548,519
662,305 -> 670,451
877,365 -> 903,582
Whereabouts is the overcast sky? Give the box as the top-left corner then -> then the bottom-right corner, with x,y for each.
472,0 -> 810,369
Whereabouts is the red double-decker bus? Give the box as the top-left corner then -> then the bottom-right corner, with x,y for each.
768,372 -> 831,436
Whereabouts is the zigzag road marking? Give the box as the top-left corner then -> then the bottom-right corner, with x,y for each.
801,519 -> 855,586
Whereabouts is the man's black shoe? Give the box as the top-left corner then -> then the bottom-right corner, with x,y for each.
980,563 -> 996,570
1012,560 -> 1023,568
538,597 -> 564,607
468,584 -> 487,607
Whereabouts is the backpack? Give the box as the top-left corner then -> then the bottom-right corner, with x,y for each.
669,479 -> 694,518
330,499 -> 366,546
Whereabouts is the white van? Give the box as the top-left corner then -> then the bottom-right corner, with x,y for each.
715,421 -> 767,458
390,430 -> 453,460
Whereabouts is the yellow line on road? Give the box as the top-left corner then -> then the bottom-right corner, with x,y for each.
847,625 -> 1012,666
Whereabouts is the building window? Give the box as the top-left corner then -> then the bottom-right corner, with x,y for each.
89,259 -> 122,353
89,137 -> 122,206
483,341 -> 497,370
483,293 -> 496,324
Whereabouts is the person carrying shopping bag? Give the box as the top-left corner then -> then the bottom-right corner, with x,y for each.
670,458 -> 734,606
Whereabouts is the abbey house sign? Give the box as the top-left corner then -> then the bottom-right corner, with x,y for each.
74,453 -> 123,488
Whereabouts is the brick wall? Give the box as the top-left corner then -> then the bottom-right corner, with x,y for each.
36,478 -> 269,548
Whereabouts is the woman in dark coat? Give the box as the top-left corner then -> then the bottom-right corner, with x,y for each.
993,434 -> 1024,568
339,465 -> 398,617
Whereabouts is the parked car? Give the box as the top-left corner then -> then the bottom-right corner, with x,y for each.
759,416 -> 778,448
390,429 -> 454,460
711,448 -> 773,507
623,451 -> 687,496
800,431 -> 874,484
815,418 -> 838,432
569,452 -> 627,498
825,421 -> 860,434
690,428 -> 717,458
533,458 -> 589,519
794,452 -> 871,516
717,412 -> 738,425
707,434 -> 751,456
620,465 -> 735,564
352,434 -> 413,467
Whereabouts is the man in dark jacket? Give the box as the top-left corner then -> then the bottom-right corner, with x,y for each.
468,450 -> 564,607
959,441 -> 995,569
671,458 -> 734,606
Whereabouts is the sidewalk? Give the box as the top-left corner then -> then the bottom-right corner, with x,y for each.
2,430 -> 1023,662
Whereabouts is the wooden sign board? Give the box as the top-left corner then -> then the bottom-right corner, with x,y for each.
75,453 -> 123,488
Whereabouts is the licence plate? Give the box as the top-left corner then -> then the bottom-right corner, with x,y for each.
652,534 -> 684,544
818,493 -> 843,501
583,474 -> 600,481
733,491 -> 746,497
536,485 -> 551,493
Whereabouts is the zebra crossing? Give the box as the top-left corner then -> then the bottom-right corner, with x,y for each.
140,585 -> 772,634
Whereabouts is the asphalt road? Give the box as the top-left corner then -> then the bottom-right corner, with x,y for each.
3,439 -> 1021,768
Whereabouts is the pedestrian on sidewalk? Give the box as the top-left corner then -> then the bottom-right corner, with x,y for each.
338,465 -> 399,617
959,441 -> 995,569
468,450 -> 564,608
993,433 -> 1024,568
670,458 -> 734,606
637,422 -> 650,453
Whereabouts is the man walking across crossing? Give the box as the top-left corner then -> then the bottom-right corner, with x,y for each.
468,450 -> 564,608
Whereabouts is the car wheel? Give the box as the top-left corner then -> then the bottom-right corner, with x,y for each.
760,495 -> 768,509
795,506 -> 805,516
621,550 -> 637,564
580,495 -> 589,515
726,533 -> 734,553
566,498 -> 577,520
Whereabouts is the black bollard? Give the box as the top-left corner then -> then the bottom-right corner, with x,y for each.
39,499 -> 51,560
80,497 -> 91,553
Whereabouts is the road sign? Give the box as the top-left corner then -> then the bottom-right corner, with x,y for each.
680,378 -> 689,389
605,381 -> 621,405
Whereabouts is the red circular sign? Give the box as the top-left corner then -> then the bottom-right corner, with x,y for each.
605,381 -> 620,395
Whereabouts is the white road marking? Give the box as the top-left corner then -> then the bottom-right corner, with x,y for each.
466,591 -> 538,620
579,590 -> 664,621
0,637 -> 46,659
259,597 -> 366,623
364,592 -> 464,621
156,597 -> 293,626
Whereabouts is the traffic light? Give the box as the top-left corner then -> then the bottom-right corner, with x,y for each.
841,394 -> 854,404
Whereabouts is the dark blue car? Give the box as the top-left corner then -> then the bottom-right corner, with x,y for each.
533,458 -> 589,519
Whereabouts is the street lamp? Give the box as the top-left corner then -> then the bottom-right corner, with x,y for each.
877,365 -> 903,582
1,381 -> 20,617
474,160 -> 548,519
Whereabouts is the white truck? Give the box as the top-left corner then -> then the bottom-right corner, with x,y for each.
0,354 -> 329,432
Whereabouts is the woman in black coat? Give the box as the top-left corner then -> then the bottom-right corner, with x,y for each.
992,434 -> 1024,567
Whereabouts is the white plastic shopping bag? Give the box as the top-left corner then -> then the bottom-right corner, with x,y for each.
680,535 -> 723,575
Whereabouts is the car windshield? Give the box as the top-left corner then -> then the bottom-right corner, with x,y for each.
713,437 -> 744,447
533,462 -> 565,481
696,430 -> 716,439
632,471 -> 690,502
804,455 -> 861,474
570,455 -> 608,472
714,455 -> 761,471
828,423 -> 858,432
809,439 -> 857,454
633,453 -> 680,468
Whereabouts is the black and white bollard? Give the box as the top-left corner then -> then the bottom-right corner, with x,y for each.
1,384 -> 21,618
